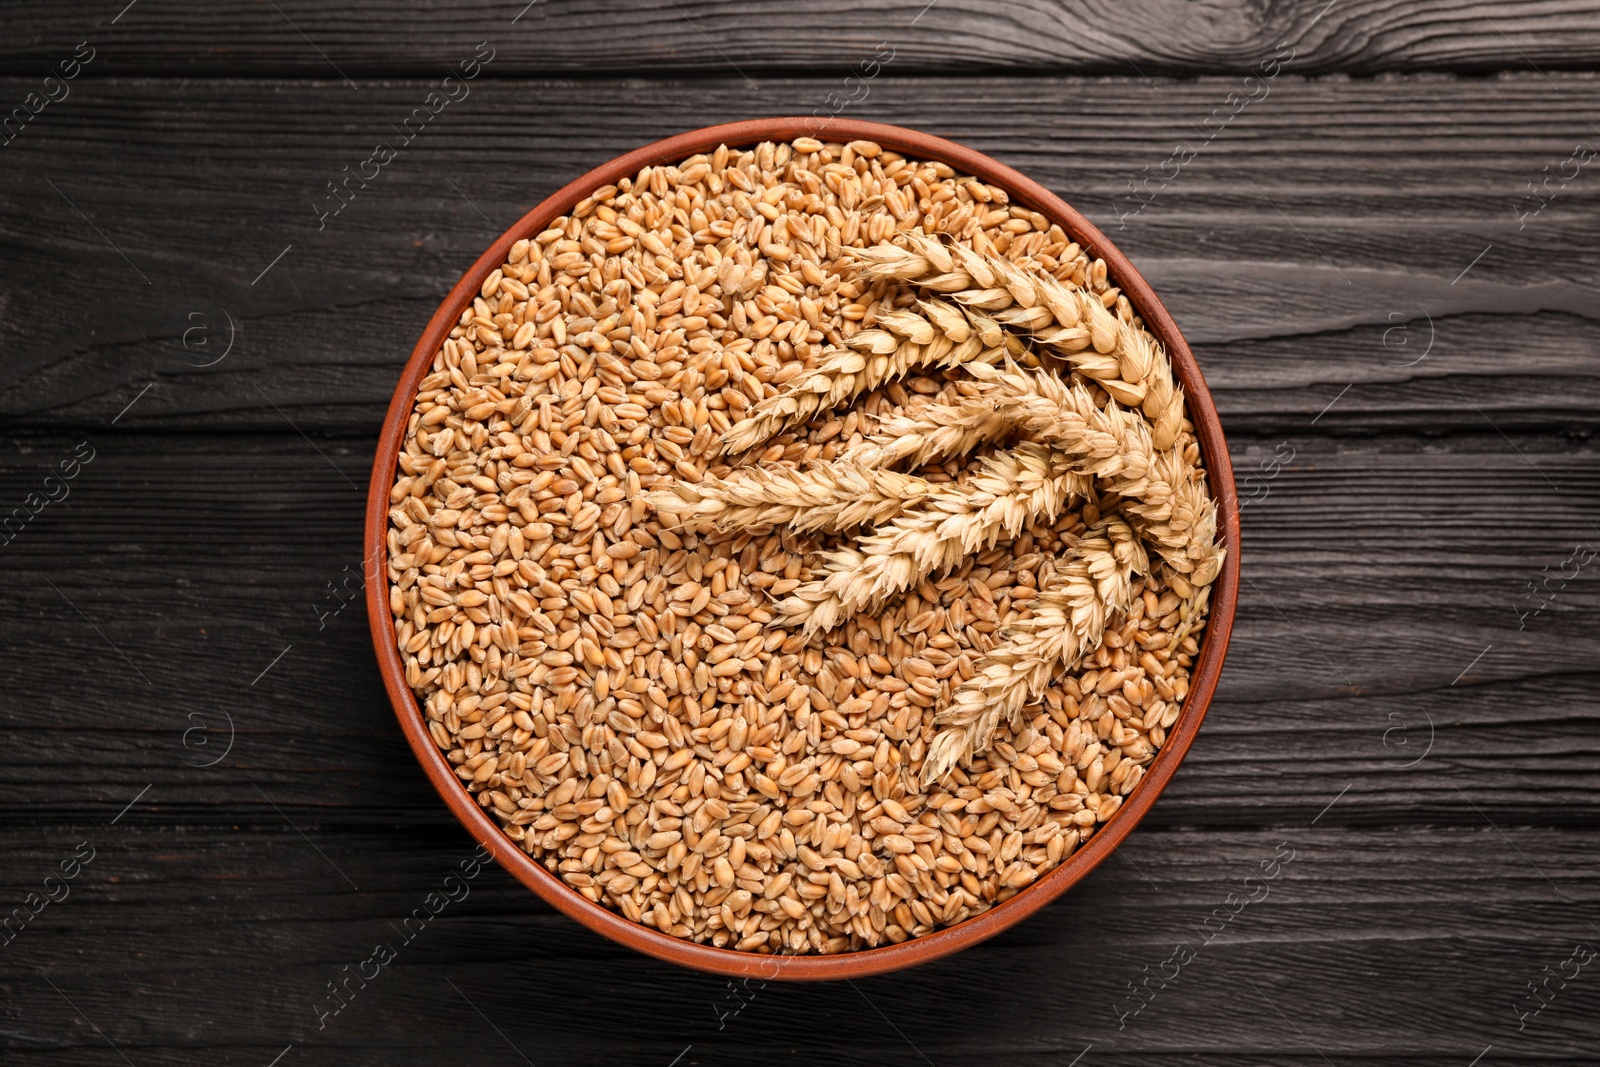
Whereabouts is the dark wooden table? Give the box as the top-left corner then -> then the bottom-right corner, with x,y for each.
3,2 -> 1599,1063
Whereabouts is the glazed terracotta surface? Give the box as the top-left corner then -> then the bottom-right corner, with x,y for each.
365,118 -> 1240,980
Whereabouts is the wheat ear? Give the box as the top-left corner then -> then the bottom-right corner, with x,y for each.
843,357 -> 1150,478
840,396 -> 1016,470
859,233 -> 1186,449
646,460 -> 933,535
965,363 -> 1150,474
1169,579 -> 1212,650
842,376 -> 1132,477
775,442 -> 1092,634
718,300 -> 1008,456
1114,445 -> 1225,586
921,517 -> 1148,785
717,343 -> 900,456
839,360 -> 1223,586
963,362 -> 1223,585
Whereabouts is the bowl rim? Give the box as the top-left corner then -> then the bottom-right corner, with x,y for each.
365,117 -> 1240,981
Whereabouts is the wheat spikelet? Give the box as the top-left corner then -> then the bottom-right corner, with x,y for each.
912,299 -> 1013,355
647,460 -> 933,534
861,233 -> 1187,449
775,442 -> 1092,634
921,517 -> 1148,785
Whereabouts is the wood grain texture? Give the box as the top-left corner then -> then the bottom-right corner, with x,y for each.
1,34 -> 1598,1067
0,76 -> 1596,432
2,825 -> 1597,1063
5,0 -> 1600,76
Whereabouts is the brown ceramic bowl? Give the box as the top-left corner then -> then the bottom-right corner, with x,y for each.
365,118 -> 1239,981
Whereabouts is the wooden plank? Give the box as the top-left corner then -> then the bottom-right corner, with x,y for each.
0,51 -> 1597,1067
1,825 -> 1596,1062
6,0 -> 1600,77
1,431 -> 1595,824
0,75 -> 1595,431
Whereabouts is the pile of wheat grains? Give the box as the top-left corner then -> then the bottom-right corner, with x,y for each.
385,136 -> 1210,955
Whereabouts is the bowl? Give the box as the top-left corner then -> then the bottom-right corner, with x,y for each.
365,117 -> 1239,980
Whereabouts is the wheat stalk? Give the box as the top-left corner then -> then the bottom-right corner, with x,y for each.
921,517 -> 1148,785
647,459 -> 934,534
775,442 -> 1092,634
858,233 -> 1186,449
